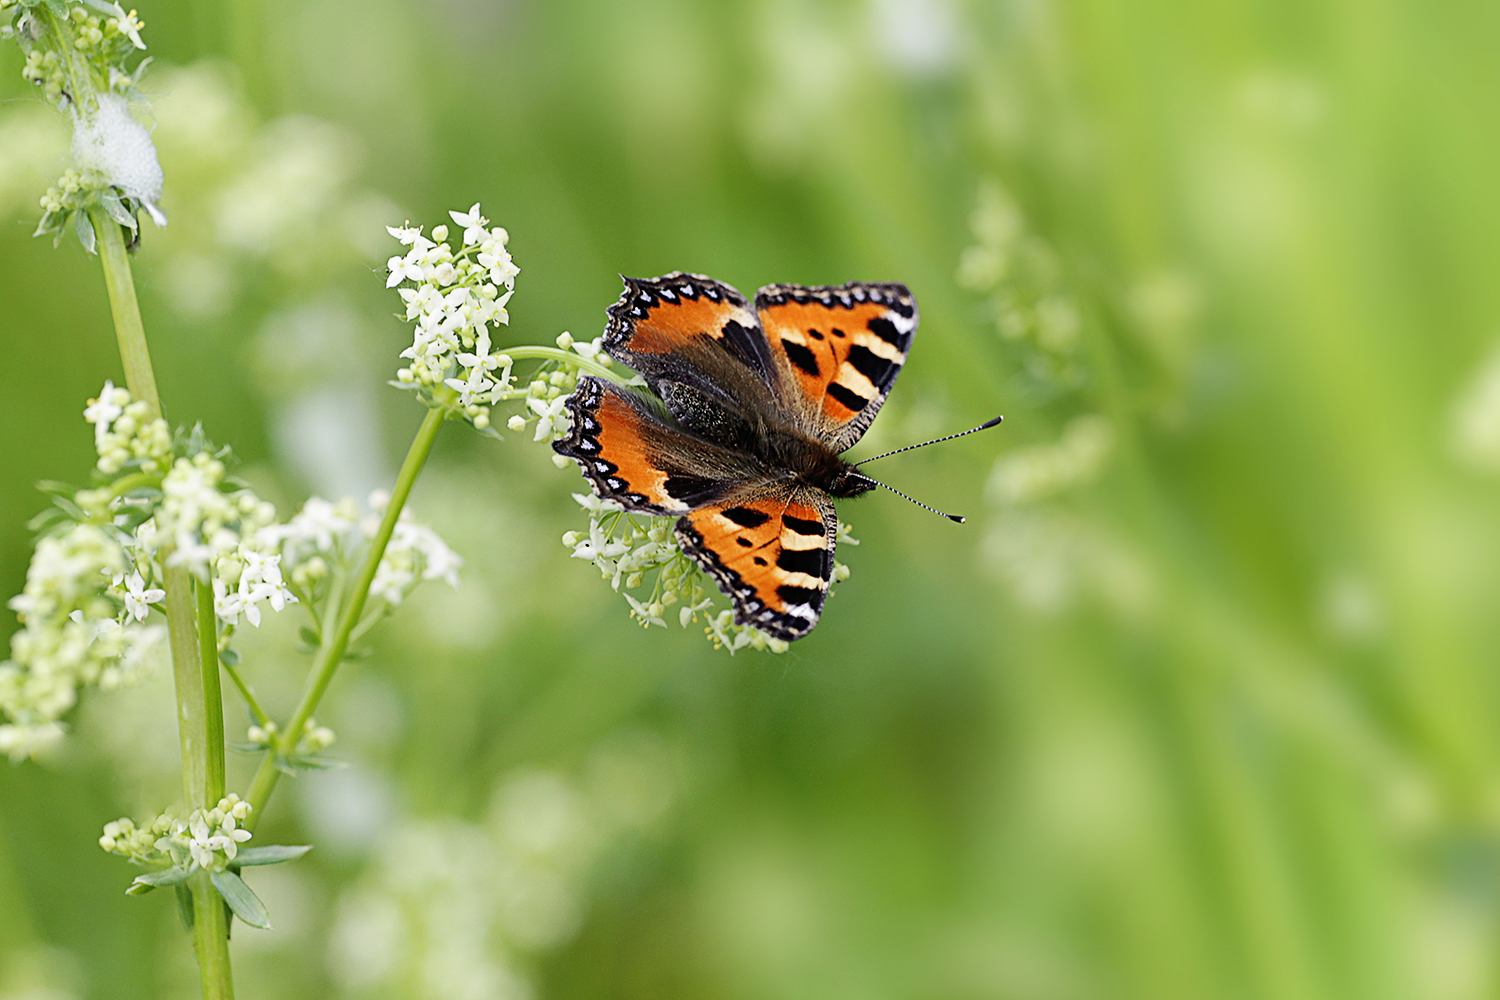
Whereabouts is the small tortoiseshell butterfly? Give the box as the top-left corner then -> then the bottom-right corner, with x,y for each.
552,272 -> 922,641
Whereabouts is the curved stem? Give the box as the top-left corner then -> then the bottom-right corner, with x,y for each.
501,345 -> 630,385
244,406 -> 447,829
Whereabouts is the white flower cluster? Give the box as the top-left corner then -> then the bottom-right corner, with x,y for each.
100,794 -> 254,872
363,491 -> 464,606
0,523 -> 166,761
505,331 -> 614,463
561,494 -> 855,654
211,543 -> 294,629
142,450 -> 297,630
387,203 -> 520,427
256,492 -> 460,610
83,379 -> 171,475
245,716 -> 335,754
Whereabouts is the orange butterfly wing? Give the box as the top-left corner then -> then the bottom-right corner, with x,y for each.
755,282 -> 918,452
553,377 -> 770,514
675,492 -> 836,641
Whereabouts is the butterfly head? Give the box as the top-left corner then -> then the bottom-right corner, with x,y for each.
825,462 -> 880,499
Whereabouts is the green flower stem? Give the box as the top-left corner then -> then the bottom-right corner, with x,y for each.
37,7 -> 104,114
502,345 -> 629,385
243,406 -> 448,830
106,470 -> 161,500
88,211 -> 162,414
92,209 -> 234,1000
195,578 -> 227,800
188,870 -> 235,1000
221,659 -> 269,729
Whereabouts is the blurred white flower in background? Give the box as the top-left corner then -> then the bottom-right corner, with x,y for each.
871,0 -> 957,76
325,731 -> 679,1000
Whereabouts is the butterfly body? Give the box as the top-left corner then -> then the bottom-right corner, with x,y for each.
553,272 -> 917,641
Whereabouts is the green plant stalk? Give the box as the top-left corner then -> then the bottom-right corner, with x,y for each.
92,209 -> 234,1000
88,207 -> 162,413
195,579 -> 227,800
221,658 -> 269,729
501,345 -> 628,384
243,406 -> 447,829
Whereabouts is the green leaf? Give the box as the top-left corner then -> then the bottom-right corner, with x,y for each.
181,422 -> 210,457
49,494 -> 88,522
51,210 -> 73,249
174,883 -> 194,930
80,0 -> 125,20
128,56 -> 154,87
274,752 -> 346,775
293,753 -> 346,770
226,742 -> 264,754
112,507 -> 154,531
33,480 -> 77,498
100,187 -> 137,230
33,210 -> 63,239
234,845 -> 312,867
130,866 -> 192,891
210,869 -> 271,929
25,508 -> 71,535
219,647 -> 240,667
75,210 -> 97,255
298,626 -> 321,649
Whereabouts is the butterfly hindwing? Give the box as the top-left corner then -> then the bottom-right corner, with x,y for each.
552,376 -> 770,514
755,282 -> 918,452
675,490 -> 837,641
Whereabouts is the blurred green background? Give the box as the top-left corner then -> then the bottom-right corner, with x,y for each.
4,0 -> 1500,997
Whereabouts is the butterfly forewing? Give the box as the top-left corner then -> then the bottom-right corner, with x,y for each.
675,491 -> 837,641
755,282 -> 918,452
553,377 -> 770,514
604,272 -> 778,388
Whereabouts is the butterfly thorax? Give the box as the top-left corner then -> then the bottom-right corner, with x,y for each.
756,426 -> 875,499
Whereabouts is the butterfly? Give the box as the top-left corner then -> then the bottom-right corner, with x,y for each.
552,271 -> 918,641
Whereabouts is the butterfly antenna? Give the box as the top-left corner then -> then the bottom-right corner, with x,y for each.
854,415 -> 1004,467
851,473 -> 966,523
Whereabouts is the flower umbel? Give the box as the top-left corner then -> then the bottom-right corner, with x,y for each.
100,794 -> 255,874
387,203 -> 520,428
